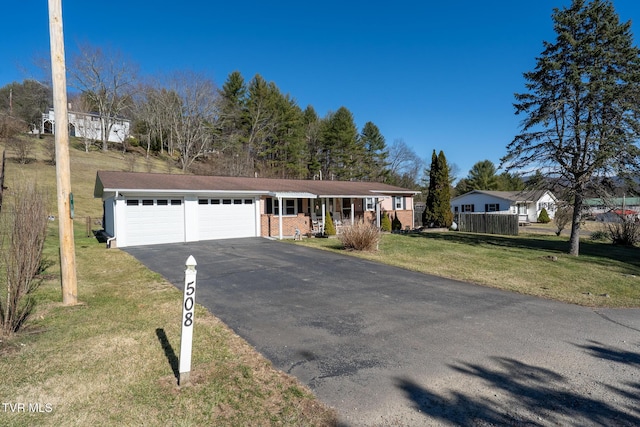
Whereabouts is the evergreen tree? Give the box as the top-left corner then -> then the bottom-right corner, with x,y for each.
319,107 -> 360,180
303,106 -> 322,179
423,150 -> 439,226
423,150 -> 453,227
392,212 -> 402,231
359,121 -> 388,181
502,0 -> 640,256
497,172 -> 525,191
380,212 -> 392,232
466,160 -> 499,190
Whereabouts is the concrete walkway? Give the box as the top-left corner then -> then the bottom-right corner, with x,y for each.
125,238 -> 640,426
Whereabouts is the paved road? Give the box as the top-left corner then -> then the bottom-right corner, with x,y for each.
125,238 -> 640,426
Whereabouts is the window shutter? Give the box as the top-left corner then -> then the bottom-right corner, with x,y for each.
485,204 -> 488,212
471,204 -> 475,212
297,199 -> 303,213
266,198 -> 273,214
496,203 -> 500,211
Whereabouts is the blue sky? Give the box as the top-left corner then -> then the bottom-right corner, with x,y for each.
3,1 -> 640,179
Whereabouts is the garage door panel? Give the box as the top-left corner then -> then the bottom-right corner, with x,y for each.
198,199 -> 256,240
125,200 -> 184,246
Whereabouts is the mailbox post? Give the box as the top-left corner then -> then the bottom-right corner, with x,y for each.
179,255 -> 197,386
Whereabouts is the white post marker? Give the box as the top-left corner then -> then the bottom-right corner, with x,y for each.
179,255 -> 197,386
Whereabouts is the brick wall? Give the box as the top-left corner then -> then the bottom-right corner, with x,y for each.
261,214 -> 311,238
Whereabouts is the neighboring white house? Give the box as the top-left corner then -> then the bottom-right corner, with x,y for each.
41,108 -> 131,143
451,190 -> 558,224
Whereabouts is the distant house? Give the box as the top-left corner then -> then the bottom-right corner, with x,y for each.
584,197 -> 640,222
41,108 -> 130,143
451,190 -> 558,224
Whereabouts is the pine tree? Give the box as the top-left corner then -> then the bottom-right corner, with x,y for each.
423,150 -> 439,226
359,121 -> 388,182
502,0 -> 640,256
423,150 -> 453,228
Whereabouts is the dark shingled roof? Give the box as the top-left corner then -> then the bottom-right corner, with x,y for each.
94,171 -> 419,198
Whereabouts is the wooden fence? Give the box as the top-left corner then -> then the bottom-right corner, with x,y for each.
456,213 -> 519,236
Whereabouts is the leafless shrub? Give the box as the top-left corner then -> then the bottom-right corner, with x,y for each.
607,216 -> 640,246
339,221 -> 381,251
0,181 -> 49,336
5,137 -> 35,164
45,139 -> 56,165
125,152 -> 137,172
554,203 -> 573,236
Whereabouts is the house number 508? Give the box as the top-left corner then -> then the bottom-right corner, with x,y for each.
183,280 -> 195,327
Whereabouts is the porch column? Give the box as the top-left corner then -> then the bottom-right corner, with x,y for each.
350,201 -> 355,225
278,196 -> 283,240
321,201 -> 326,232
375,198 -> 380,228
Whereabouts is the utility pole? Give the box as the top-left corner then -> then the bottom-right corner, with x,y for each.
48,0 -> 78,305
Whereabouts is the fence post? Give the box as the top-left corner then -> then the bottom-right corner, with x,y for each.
179,255 -> 197,386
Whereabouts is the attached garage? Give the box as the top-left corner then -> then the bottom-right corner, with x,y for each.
94,170 -> 418,248
125,198 -> 185,246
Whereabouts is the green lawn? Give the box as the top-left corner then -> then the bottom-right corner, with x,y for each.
293,231 -> 640,308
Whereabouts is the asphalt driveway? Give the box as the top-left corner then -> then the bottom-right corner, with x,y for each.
125,238 -> 640,426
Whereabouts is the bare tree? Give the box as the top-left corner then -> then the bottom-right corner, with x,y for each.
0,181 -> 48,336
69,44 -> 137,151
164,72 -> 219,171
386,138 -> 424,187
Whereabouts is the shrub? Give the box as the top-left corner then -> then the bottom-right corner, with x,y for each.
339,221 -> 381,251
380,212 -> 391,232
0,181 -> 49,336
392,212 -> 402,231
324,208 -> 336,236
607,218 -> 640,246
590,230 -> 609,241
554,204 -> 573,236
6,137 -> 35,164
538,208 -> 551,223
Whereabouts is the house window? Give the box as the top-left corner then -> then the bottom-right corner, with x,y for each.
126,199 -> 139,206
244,199 -> 253,204
171,199 -> 182,206
485,203 -> 500,212
198,199 -> 209,205
462,204 -> 474,212
157,199 -> 168,206
222,199 -> 232,205
142,199 -> 154,206
272,198 -> 297,216
365,197 -> 375,211
394,196 -> 404,210
233,199 -> 242,205
211,199 -> 220,205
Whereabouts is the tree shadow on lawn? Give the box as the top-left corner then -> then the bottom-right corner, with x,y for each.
407,232 -> 640,273
396,354 -> 640,426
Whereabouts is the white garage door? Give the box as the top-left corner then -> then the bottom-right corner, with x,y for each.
125,198 -> 185,246
198,197 -> 256,240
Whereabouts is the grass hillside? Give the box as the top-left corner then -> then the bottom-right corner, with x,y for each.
5,135 -> 182,219
0,135 -> 337,426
